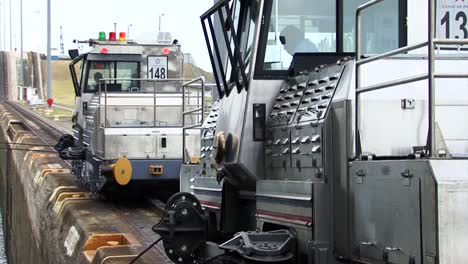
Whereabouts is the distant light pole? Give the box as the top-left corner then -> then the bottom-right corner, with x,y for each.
127,24 -> 132,39
159,13 -> 164,32
3,0 -> 5,49
9,0 -> 11,50
0,1 -> 3,51
46,0 -> 51,100
20,0 -> 24,85
114,22 -> 117,33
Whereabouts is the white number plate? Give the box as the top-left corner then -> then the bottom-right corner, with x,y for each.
437,0 -> 468,39
147,56 -> 168,80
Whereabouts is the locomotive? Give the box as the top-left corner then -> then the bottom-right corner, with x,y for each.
55,32 -> 205,193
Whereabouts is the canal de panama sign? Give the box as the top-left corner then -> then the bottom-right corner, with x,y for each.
437,0 -> 468,39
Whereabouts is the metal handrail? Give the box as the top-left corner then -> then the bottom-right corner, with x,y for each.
356,41 -> 428,66
182,76 -> 205,163
357,74 -> 429,94
183,108 -> 203,115
98,77 -> 205,128
355,0 -> 468,158
96,77 -> 205,159
433,39 -> 468,45
435,73 -> 468,78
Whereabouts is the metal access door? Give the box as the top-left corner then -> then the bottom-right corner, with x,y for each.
350,163 -> 422,264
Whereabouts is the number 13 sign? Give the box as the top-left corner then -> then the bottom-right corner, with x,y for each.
437,0 -> 468,39
147,56 -> 168,80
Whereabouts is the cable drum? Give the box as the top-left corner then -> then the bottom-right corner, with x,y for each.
152,192 -> 207,264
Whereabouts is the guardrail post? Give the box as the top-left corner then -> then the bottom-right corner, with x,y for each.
154,81 -> 157,126
182,81 -> 186,163
428,0 -> 436,157
355,6 -> 361,158
355,0 -> 384,159
181,76 -> 205,164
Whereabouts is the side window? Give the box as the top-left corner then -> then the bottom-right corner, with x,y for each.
74,60 -> 83,89
343,0 -> 400,53
70,56 -> 84,96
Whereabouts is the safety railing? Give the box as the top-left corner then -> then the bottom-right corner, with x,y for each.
355,0 -> 468,158
98,78 -> 203,128
182,76 -> 205,163
95,77 -> 206,161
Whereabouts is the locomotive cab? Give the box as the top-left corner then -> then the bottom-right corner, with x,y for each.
59,34 -> 205,193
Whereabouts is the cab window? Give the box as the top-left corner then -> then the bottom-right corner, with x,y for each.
262,0 -> 336,71
84,61 -> 139,93
257,0 -> 404,75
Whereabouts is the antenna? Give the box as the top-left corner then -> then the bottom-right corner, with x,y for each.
59,25 -> 64,57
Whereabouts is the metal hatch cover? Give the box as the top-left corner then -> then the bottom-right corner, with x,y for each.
350,165 -> 422,263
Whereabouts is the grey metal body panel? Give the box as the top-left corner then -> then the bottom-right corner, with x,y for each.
129,159 -> 182,181
192,177 -> 222,209
256,180 -> 313,260
214,79 -> 282,183
236,79 -> 283,181
347,159 -> 468,263
430,159 -> 468,263
330,99 -> 353,259
350,161 -> 426,263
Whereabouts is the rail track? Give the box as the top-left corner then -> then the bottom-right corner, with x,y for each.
4,101 -> 69,149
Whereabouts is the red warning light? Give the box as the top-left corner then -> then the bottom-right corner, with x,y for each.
46,98 -> 54,108
162,47 -> 170,55
101,47 -> 108,54
108,32 -> 117,41
119,32 -> 126,41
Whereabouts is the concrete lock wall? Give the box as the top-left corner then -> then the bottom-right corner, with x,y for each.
0,107 -> 51,263
0,104 -> 172,264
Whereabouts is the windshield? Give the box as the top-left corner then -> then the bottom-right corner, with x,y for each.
84,61 -> 139,93
262,0 -> 336,70
260,0 -> 401,71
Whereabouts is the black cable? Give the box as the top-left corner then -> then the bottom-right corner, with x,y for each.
199,253 -> 231,264
129,237 -> 162,264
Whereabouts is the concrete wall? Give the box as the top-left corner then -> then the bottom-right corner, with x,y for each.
0,104 -> 172,264
0,111 -> 47,263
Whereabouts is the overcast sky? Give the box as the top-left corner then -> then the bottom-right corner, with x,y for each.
0,0 -> 214,71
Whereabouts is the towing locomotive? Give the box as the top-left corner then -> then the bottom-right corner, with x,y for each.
152,0 -> 468,263
55,32 -> 205,192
